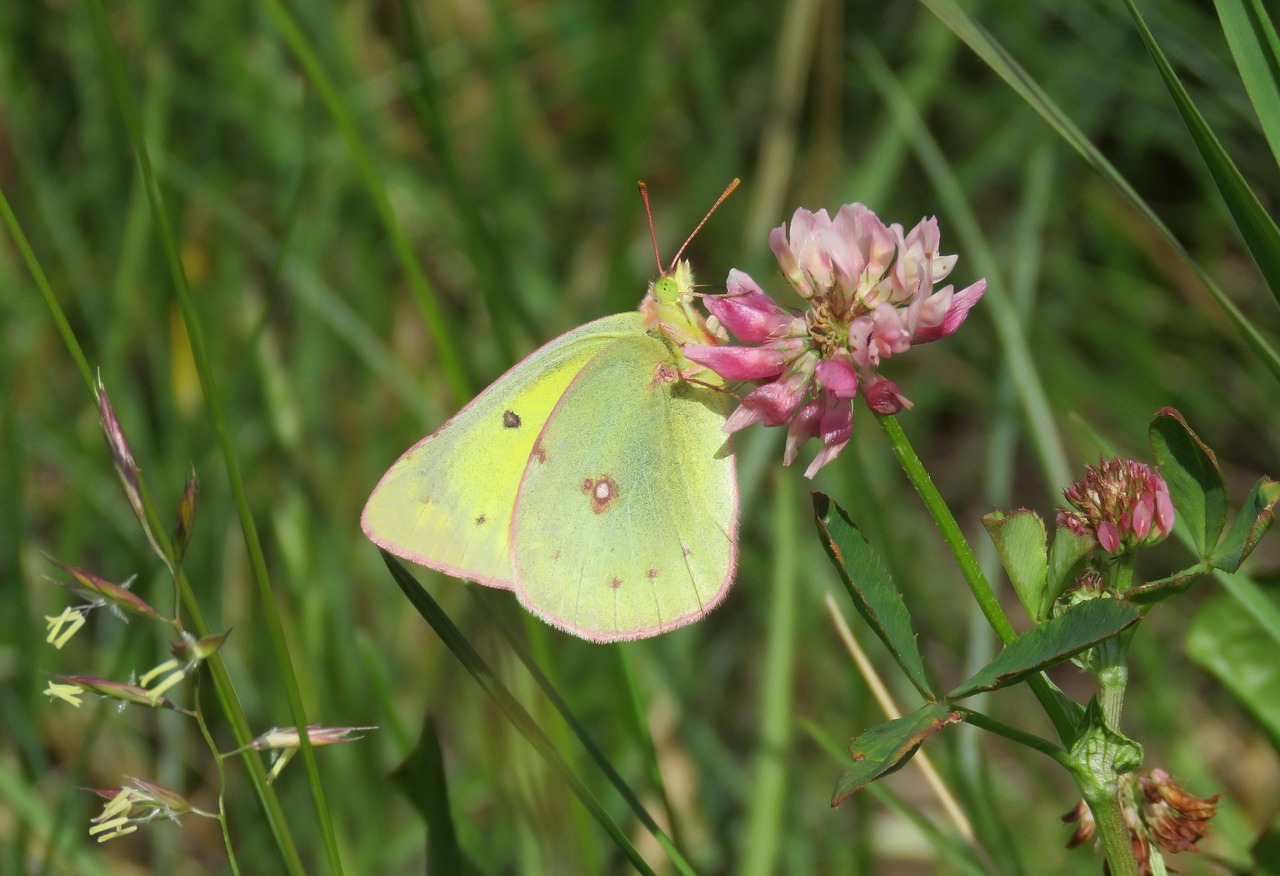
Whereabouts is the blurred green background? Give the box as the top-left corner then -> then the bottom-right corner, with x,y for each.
3,0 -> 1279,873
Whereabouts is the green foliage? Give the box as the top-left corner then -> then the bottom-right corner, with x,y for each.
4,0 -> 1280,872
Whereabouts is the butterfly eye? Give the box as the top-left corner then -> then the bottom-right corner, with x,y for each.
653,276 -> 681,304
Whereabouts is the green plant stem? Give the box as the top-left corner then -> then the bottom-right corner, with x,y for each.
876,413 -> 1080,742
1098,665 -> 1128,729
1081,784 -> 1140,876
957,709 -> 1067,764
876,414 -> 1015,643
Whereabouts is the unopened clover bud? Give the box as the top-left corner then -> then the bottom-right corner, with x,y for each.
1058,458 -> 1174,555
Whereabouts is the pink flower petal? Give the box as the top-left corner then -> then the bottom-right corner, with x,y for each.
815,356 -> 858,399
1097,521 -> 1121,554
783,400 -> 823,466
863,376 -> 913,414
913,279 -> 986,343
730,375 -> 808,429
683,342 -> 793,381
708,269 -> 797,343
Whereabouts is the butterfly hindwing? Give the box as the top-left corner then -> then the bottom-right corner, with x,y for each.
511,333 -> 738,641
362,313 -> 647,587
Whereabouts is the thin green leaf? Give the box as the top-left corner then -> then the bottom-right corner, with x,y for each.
1149,408 -> 1226,555
982,509 -> 1048,623
381,553 -> 660,876
390,715 -> 481,876
919,0 -> 1280,386
85,2 -> 315,869
1124,0 -> 1280,306
1187,594 -> 1280,747
813,493 -> 935,699
1212,476 -> 1280,572
947,600 -> 1141,700
1213,0 -> 1280,167
471,592 -> 698,876
831,703 -> 960,807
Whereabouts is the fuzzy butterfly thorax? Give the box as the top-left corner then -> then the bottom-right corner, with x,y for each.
641,259 -> 728,388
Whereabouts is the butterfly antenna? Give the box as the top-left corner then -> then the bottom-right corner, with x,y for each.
637,180 -> 665,274
670,178 -> 740,268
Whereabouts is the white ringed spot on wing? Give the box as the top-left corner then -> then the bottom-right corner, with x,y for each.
646,567 -> 658,580
609,576 -> 622,590
651,361 -> 681,389
581,475 -> 619,514
502,410 -> 521,429
532,441 -> 548,464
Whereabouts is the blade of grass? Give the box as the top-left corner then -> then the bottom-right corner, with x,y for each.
383,554 -> 662,876
1214,0 -> 1280,165
1123,0 -> 1280,306
471,591 -> 697,875
857,42 -> 1071,490
83,1 -> 339,871
919,0 -> 1280,387
739,474 -> 799,876
257,0 -> 468,406
2,169 -> 312,876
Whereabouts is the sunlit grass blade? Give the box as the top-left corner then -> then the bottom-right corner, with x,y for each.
257,0 -> 468,406
1214,0 -> 1280,166
470,590 -> 698,876
739,475 -> 799,876
856,42 -> 1071,490
1123,0 -> 1280,306
381,553 -> 662,876
84,2 -> 333,871
919,0 -> 1280,387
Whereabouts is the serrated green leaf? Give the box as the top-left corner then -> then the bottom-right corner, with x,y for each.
814,494 -> 934,698
1213,0 -> 1280,168
1150,408 -> 1226,555
983,509 -> 1048,622
947,600 -> 1141,700
1212,477 -> 1280,572
1045,526 -> 1097,618
1187,594 -> 1280,747
831,703 -> 960,806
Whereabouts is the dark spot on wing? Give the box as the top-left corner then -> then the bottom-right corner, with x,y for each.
503,410 -> 521,429
581,475 -> 619,514
533,442 -> 548,464
646,568 -> 658,580
475,514 -> 486,525
609,576 -> 622,590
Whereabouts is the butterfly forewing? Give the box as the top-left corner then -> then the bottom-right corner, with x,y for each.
362,313 -> 646,587
511,333 -> 738,641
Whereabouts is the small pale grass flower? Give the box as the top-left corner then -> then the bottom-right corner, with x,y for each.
45,605 -> 90,649
245,725 -> 377,782
685,204 -> 985,477
44,680 -> 86,707
87,778 -> 198,842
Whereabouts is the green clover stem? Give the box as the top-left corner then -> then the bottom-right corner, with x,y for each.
876,413 -> 1014,641
876,413 -> 1079,741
